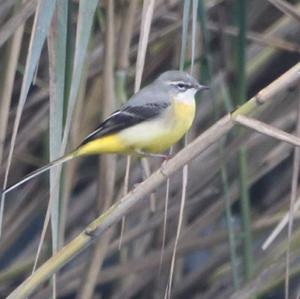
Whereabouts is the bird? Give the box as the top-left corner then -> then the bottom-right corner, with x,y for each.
3,70 -> 209,195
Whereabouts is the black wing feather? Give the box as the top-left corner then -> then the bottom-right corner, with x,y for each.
79,102 -> 169,146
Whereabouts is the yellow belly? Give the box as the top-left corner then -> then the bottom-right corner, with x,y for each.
76,100 -> 196,156
76,134 -> 128,156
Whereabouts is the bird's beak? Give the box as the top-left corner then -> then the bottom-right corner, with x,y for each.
196,84 -> 210,91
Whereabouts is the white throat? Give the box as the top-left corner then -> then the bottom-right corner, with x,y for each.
175,88 -> 197,103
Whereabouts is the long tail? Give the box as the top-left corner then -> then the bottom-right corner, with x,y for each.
2,152 -> 77,196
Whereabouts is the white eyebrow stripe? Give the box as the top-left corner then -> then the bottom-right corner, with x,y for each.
167,80 -> 186,85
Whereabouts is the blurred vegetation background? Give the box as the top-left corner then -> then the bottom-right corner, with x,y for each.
0,0 -> 300,298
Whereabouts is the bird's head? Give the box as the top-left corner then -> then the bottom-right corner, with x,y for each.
156,70 -> 209,101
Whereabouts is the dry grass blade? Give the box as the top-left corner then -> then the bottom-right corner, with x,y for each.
229,249 -> 300,299
119,156 -> 131,249
0,4 -> 25,166
120,0 -> 155,248
233,115 -> 300,148
0,0 -> 36,47
207,21 -> 300,53
0,1 -> 17,21
116,0 -> 138,72
262,196 -> 300,250
115,0 -> 138,103
134,0 -> 155,92
159,171 -> 170,274
32,199 -> 51,274
285,89 -> 300,299
165,164 -> 188,299
191,0 -> 198,73
76,1 -> 116,298
267,0 -> 300,23
141,157 -> 156,211
167,0 -> 195,294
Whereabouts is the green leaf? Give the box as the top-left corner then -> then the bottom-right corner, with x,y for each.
48,0 -> 68,256
0,0 -> 56,236
60,0 -> 98,155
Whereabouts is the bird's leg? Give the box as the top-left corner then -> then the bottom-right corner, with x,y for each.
133,149 -> 173,178
134,149 -> 171,159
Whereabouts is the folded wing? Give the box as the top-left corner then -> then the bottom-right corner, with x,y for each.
79,102 -> 169,146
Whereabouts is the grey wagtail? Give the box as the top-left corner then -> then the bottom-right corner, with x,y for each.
3,70 -> 208,195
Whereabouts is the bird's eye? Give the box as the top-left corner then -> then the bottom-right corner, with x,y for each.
177,83 -> 188,91
169,81 -> 192,91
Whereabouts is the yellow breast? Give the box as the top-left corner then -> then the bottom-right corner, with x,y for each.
155,99 -> 195,151
118,99 -> 195,153
172,100 -> 196,131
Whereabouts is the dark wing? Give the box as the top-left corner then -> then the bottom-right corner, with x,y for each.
79,102 -> 169,146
